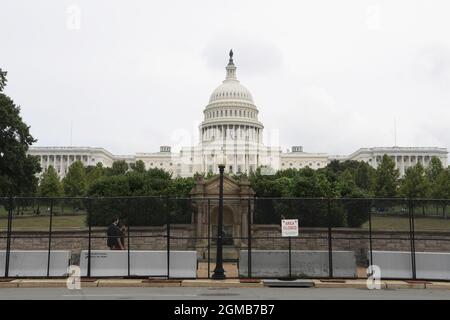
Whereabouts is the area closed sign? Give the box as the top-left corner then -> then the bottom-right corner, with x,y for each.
281,219 -> 298,237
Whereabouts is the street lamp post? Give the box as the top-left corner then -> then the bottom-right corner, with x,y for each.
212,164 -> 226,279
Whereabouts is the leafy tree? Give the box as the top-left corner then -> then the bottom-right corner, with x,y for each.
399,163 -> 430,198
354,162 -> 375,193
292,168 -> 335,198
108,160 -> 129,176
375,155 -> 399,197
434,168 -> 450,199
0,69 -> 6,92
63,161 -> 87,197
427,157 -> 444,183
38,166 -> 63,197
86,162 -> 104,188
426,157 -> 444,198
130,160 -> 146,173
0,69 -> 41,196
167,177 -> 195,197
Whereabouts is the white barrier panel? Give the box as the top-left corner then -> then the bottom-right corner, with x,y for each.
416,252 -> 450,280
370,251 -> 450,280
79,250 -> 197,278
0,250 -> 71,277
369,251 -> 412,279
239,250 -> 357,278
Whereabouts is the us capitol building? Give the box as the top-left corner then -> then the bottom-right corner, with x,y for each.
28,51 -> 448,178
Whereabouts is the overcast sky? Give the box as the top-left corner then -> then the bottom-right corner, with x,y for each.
1,0 -> 449,156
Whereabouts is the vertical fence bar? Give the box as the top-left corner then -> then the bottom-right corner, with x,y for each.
410,199 -> 417,280
288,236 -> 292,278
207,198 -> 211,279
166,197 -> 171,279
127,199 -> 131,278
368,199 -> 373,269
46,199 -> 54,278
407,199 -> 415,280
4,196 -> 13,278
87,197 -> 92,278
247,198 -> 252,279
327,198 -> 333,278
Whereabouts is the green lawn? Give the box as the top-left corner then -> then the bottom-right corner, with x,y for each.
0,215 -> 86,230
363,216 -> 450,232
1,213 -> 450,232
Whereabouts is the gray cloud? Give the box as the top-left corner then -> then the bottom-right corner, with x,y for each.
0,0 -> 449,156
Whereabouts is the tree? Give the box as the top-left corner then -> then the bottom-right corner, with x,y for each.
375,155 -> 399,197
354,162 -> 375,193
63,161 -> 87,197
427,157 -> 444,183
130,160 -> 146,173
426,157 -> 444,198
292,168 -> 335,198
0,69 -> 41,196
109,160 -> 129,175
0,69 -> 6,92
399,163 -> 430,198
86,162 -> 104,188
38,166 -> 63,197
434,168 -> 450,199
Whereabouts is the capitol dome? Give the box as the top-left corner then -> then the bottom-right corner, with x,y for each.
209,78 -> 254,104
208,50 -> 254,104
200,50 -> 263,145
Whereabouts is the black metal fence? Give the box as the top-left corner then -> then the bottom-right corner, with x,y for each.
1,197 -> 450,280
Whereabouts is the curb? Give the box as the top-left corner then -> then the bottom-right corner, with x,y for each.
181,280 -> 263,288
0,278 -> 449,289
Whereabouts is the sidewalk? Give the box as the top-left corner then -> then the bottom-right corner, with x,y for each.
1,278 -> 450,289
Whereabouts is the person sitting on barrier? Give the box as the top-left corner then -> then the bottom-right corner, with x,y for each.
107,216 -> 125,250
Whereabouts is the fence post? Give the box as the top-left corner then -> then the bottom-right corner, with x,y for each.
247,198 -> 252,279
207,198 -> 211,279
46,198 -> 54,278
4,196 -> 13,278
288,236 -> 292,278
327,198 -> 333,278
166,197 -> 171,279
127,198 -> 131,278
368,199 -> 373,269
409,199 -> 417,280
87,197 -> 92,278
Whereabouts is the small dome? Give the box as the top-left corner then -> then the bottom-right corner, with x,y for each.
209,80 -> 254,103
207,50 -> 255,105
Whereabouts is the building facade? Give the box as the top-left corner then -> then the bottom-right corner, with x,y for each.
28,51 -> 448,178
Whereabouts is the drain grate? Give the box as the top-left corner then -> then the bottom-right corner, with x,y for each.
199,293 -> 240,297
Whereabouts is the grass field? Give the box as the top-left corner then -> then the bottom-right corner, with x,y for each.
1,214 -> 450,232
363,215 -> 450,231
0,215 -> 86,230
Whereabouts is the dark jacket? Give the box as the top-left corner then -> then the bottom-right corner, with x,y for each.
107,223 -> 120,249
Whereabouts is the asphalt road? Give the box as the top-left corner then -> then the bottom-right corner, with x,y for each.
0,287 -> 450,300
